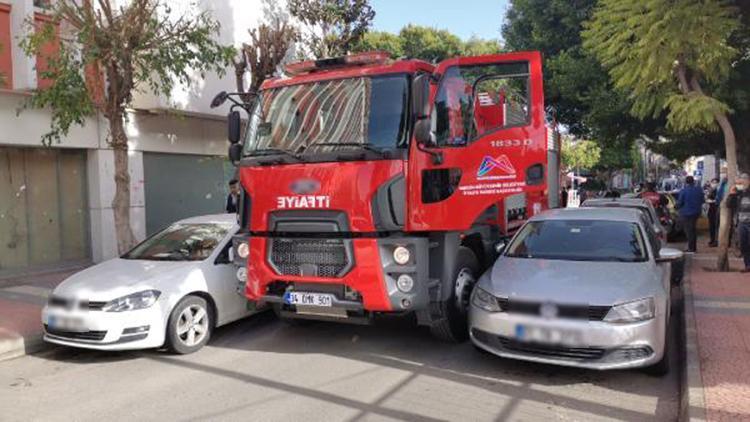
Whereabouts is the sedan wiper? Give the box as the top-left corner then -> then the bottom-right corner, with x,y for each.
305,142 -> 391,158
246,148 -> 305,162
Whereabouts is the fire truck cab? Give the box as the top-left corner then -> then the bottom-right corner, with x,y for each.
217,51 -> 552,341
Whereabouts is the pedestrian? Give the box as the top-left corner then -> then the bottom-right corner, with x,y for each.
728,173 -> 750,272
706,178 -> 720,247
677,176 -> 705,253
560,186 -> 569,208
226,179 -> 240,213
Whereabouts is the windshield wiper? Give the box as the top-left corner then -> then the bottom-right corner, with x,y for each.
246,148 -> 305,162
304,142 -> 391,158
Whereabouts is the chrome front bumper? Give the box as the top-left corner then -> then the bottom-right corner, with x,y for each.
469,307 -> 667,370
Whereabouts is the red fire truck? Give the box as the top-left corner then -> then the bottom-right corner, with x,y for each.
213,51 -> 555,341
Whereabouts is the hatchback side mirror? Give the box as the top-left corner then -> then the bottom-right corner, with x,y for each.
228,110 -> 241,144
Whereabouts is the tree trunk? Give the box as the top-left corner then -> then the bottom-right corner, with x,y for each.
108,111 -> 137,254
714,111 -> 738,272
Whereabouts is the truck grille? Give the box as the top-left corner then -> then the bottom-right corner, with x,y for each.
270,238 -> 349,278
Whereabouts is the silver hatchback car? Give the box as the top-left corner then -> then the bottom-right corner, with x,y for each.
469,208 -> 682,375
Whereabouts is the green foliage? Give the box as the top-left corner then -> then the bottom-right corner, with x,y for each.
583,0 -> 740,132
19,0 -> 235,145
352,26 -> 501,62
288,0 -> 375,58
561,138 -> 601,171
353,31 -> 404,57
398,24 -> 464,62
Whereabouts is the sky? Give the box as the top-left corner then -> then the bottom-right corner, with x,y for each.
369,0 -> 511,41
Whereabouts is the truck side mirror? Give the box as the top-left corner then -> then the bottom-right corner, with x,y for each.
412,73 -> 431,121
228,110 -> 241,144
414,119 -> 435,147
228,143 -> 242,165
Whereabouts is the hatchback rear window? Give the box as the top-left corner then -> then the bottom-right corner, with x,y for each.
505,220 -> 648,262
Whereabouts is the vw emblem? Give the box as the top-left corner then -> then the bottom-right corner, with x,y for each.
539,302 -> 558,319
290,179 -> 320,195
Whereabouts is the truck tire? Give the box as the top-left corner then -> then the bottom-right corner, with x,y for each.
430,247 -> 479,342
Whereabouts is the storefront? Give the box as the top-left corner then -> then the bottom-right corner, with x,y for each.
0,146 -> 90,276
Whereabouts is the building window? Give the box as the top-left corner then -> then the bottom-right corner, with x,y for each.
0,3 -> 12,89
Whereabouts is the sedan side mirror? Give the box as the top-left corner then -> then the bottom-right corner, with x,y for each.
656,247 -> 683,263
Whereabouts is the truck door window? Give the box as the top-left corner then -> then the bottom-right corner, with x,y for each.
434,62 -> 529,147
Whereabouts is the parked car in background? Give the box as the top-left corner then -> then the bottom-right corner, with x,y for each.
42,214 -> 263,354
581,198 -> 667,246
660,192 -> 684,241
469,208 -> 683,375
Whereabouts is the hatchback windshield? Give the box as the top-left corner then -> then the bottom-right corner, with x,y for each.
505,220 -> 648,262
122,223 -> 232,261
243,75 -> 409,159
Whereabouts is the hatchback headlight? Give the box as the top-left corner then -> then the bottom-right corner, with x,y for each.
472,287 -> 502,312
604,297 -> 655,323
102,290 -> 161,312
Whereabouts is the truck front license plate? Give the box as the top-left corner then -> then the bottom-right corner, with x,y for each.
284,292 -> 334,307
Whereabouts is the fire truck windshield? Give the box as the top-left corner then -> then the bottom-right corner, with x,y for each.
243,74 -> 409,161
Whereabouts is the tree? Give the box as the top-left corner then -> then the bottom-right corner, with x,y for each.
20,0 -> 234,254
583,0 -> 741,271
288,0 -> 375,59
352,30 -> 404,57
462,36 -> 502,56
561,138 -> 601,172
234,18 -> 297,96
398,24 -> 464,62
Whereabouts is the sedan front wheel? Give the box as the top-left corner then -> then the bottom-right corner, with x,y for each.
166,295 -> 213,354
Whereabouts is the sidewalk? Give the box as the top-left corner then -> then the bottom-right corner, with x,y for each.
0,268 -> 84,361
686,238 -> 750,421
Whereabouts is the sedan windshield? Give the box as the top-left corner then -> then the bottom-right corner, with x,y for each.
122,223 -> 232,261
243,75 -> 409,159
505,220 -> 648,262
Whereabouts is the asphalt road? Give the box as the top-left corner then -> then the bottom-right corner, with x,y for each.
0,297 -> 680,422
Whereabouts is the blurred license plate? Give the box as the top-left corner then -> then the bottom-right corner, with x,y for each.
285,292 -> 334,307
515,324 -> 582,346
47,315 -> 87,332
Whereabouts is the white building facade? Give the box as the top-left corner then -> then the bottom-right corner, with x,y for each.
0,0 -> 264,277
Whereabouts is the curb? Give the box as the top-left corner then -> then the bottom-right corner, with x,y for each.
679,256 -> 707,421
0,332 -> 48,363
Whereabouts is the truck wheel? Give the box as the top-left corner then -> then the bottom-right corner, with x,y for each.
430,247 -> 479,342
165,295 -> 213,354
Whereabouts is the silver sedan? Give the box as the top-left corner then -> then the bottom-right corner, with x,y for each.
469,207 -> 682,375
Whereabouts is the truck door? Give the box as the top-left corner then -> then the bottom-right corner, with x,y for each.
406,52 -> 547,232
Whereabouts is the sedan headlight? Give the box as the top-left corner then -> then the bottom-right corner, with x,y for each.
472,287 -> 503,312
604,297 -> 655,323
102,290 -> 161,312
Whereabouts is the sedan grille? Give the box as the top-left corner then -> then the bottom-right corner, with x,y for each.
497,335 -> 605,361
270,238 -> 349,278
44,325 -> 107,341
497,298 -> 611,321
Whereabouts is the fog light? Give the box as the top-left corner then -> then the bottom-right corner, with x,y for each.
396,274 -> 414,292
401,298 -> 412,309
237,242 -> 250,259
236,267 -> 247,282
393,246 -> 410,265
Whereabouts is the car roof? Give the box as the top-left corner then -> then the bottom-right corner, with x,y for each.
174,213 -> 238,225
582,198 -> 653,209
531,207 -> 644,223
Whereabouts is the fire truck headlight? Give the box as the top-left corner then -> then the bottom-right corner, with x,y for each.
237,242 -> 250,259
393,246 -> 410,265
236,267 -> 247,282
396,274 -> 414,293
